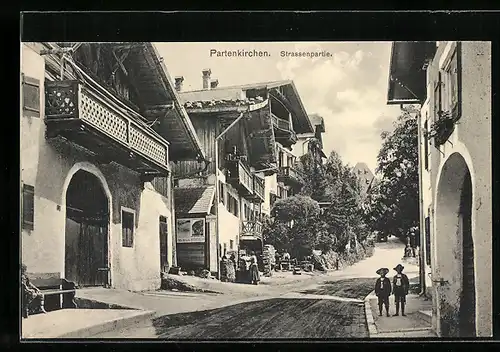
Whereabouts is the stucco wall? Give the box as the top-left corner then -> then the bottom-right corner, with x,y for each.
426,41 -> 492,336
21,43 -> 174,292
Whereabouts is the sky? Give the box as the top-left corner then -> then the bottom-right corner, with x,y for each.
156,42 -> 401,173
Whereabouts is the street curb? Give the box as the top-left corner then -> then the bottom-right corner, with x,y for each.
364,291 -> 379,337
57,310 -> 155,338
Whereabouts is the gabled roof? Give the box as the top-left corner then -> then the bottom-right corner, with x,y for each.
387,41 -> 437,105
308,113 -> 325,133
174,186 -> 215,215
179,80 -> 314,134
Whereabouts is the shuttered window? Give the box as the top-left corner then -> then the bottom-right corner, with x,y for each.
121,209 -> 135,247
22,184 -> 35,230
22,75 -> 40,117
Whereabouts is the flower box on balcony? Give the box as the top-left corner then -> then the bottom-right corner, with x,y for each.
45,80 -> 170,176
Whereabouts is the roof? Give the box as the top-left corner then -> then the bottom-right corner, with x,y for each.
174,186 -> 215,215
58,42 -> 206,162
308,113 -> 325,132
387,41 -> 437,105
179,80 -> 314,134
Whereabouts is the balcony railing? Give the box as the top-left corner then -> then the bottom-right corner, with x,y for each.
271,113 -> 297,147
225,157 -> 253,195
277,166 -> 303,189
241,220 -> 263,241
45,80 -> 170,175
249,176 -> 265,203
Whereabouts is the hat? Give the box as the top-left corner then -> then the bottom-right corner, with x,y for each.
376,268 -> 389,275
394,264 -> 404,271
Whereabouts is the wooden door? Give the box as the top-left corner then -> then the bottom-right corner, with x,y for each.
77,217 -> 108,287
159,216 -> 169,272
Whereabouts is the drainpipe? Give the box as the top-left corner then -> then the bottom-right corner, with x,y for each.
214,111 -> 247,280
417,111 -> 426,295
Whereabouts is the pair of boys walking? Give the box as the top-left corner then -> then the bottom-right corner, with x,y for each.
374,264 -> 409,317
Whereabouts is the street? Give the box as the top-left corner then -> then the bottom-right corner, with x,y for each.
93,236 -> 417,339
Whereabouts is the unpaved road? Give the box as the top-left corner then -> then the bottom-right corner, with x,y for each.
92,238 -> 412,339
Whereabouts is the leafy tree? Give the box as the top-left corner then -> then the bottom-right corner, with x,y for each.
296,138 -> 326,201
264,195 -> 321,258
365,105 -> 419,239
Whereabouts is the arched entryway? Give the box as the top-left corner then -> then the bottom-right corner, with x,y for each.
435,152 -> 475,337
65,170 -> 110,287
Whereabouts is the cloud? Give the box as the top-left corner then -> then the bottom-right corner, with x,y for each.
275,44 -> 399,171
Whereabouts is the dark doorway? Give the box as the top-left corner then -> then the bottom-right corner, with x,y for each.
159,216 -> 169,272
459,171 -> 475,337
65,170 -> 109,287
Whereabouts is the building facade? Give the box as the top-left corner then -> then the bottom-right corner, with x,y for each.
173,72 -> 313,272
21,42 -> 205,292
388,41 -> 492,337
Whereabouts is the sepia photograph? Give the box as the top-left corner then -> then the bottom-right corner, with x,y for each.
19,38 -> 492,340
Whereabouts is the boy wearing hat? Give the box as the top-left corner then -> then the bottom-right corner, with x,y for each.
375,268 -> 391,317
392,264 -> 410,316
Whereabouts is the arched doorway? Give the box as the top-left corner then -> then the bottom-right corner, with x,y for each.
65,170 -> 109,287
435,152 -> 475,337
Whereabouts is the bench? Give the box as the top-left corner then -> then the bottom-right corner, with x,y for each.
22,272 -> 77,317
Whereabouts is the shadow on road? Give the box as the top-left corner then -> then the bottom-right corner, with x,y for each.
152,298 -> 368,339
299,278 -> 375,300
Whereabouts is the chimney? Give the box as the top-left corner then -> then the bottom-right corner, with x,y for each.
174,76 -> 184,92
202,68 -> 211,89
210,78 -> 219,89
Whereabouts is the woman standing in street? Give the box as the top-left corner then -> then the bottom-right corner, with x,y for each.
250,252 -> 260,285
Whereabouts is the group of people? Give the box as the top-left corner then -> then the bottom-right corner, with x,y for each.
221,251 -> 260,285
374,264 -> 410,317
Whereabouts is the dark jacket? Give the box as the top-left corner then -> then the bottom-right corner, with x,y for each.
375,277 -> 392,297
392,273 -> 409,296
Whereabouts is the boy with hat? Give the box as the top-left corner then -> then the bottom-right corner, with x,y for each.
392,264 -> 410,316
374,267 -> 391,317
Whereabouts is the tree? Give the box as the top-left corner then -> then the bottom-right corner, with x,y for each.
296,138 -> 327,201
366,105 -> 419,239
264,195 -> 321,258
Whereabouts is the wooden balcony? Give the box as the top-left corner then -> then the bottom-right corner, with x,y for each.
225,158 -> 253,196
240,220 -> 263,242
248,176 -> 265,203
45,80 -> 170,177
277,166 -> 303,190
272,113 -> 297,148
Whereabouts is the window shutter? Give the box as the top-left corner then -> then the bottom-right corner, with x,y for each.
22,184 -> 35,230
450,44 -> 461,120
433,72 -> 442,121
22,75 -> 41,118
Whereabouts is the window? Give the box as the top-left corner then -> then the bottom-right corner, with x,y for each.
366,179 -> 370,185
121,209 -> 135,247
22,184 -> 35,230
22,75 -> 40,117
230,240 -> 234,250
223,242 -> 227,255
226,194 -> 239,217
219,181 -> 225,205
425,216 -> 431,266
152,177 -> 169,198
423,120 -> 429,170
440,43 -> 460,119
